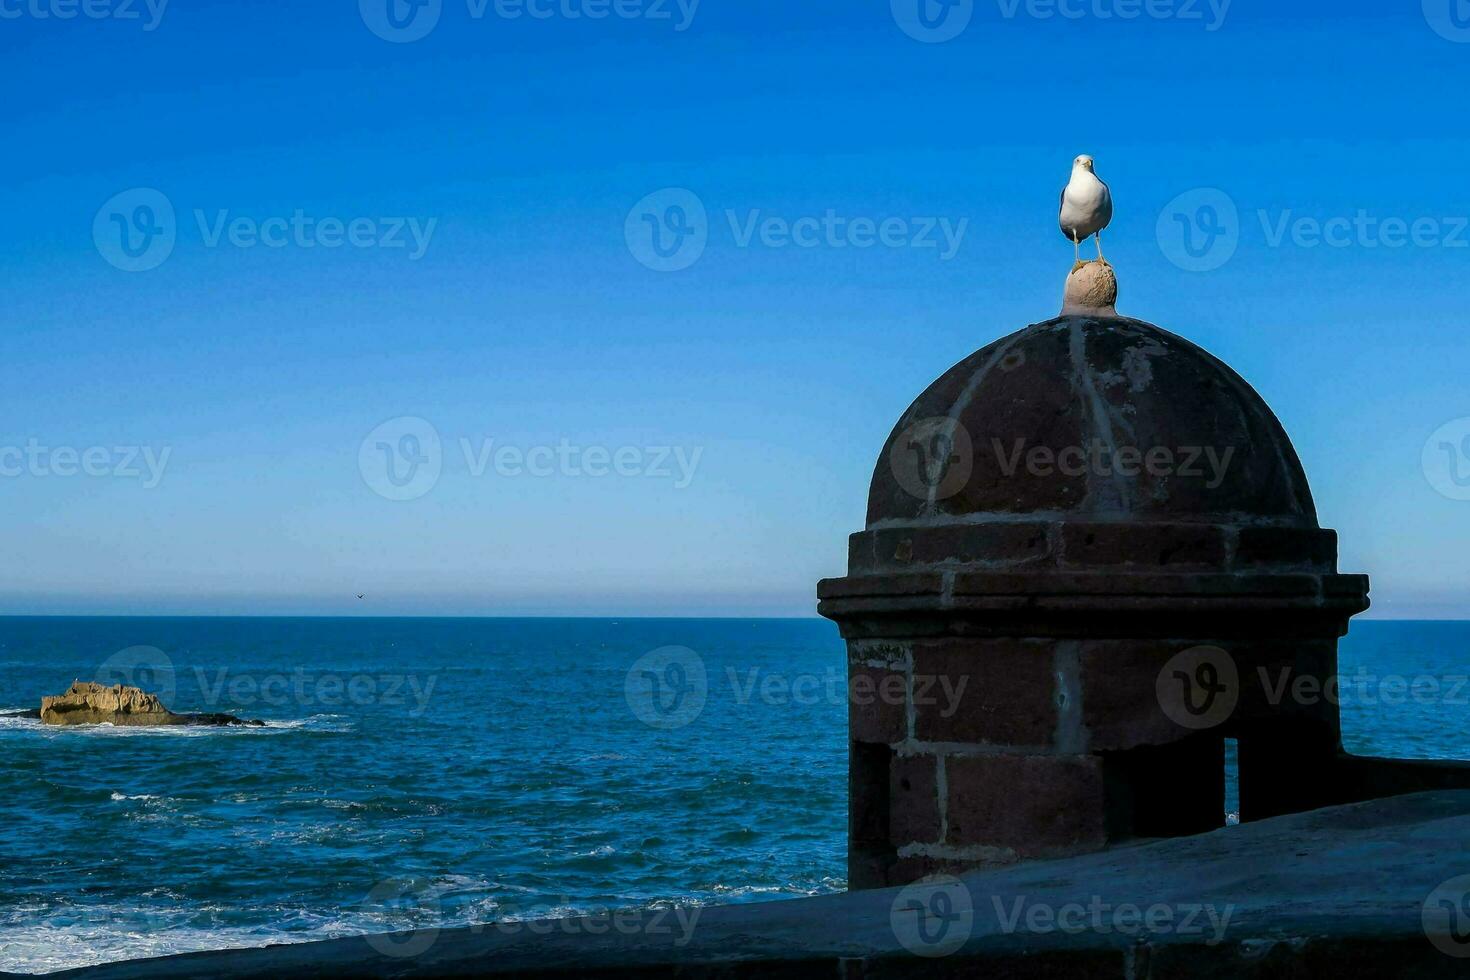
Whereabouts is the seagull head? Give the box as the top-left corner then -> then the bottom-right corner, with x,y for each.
1073,154 -> 1096,172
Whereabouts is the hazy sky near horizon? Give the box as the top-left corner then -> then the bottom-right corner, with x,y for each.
3,0 -> 1469,617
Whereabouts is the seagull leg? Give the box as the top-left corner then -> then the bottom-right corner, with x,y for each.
1072,231 -> 1081,266
1095,232 -> 1107,265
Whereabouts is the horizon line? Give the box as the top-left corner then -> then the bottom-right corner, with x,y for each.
0,613 -> 1463,623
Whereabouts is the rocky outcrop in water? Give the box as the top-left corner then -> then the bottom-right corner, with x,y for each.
39,681 -> 263,727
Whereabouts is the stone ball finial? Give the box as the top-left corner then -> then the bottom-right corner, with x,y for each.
1062,260 -> 1118,317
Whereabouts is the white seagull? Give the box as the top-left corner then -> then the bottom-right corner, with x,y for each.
1059,154 -> 1113,264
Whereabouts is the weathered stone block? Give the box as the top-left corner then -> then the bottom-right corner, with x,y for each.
849,741 -> 891,848
1079,640 -> 1198,751
889,753 -> 941,845
858,523 -> 1052,571
1234,526 -> 1336,570
945,754 -> 1107,854
911,639 -> 1058,747
848,664 -> 907,744
1061,522 -> 1228,568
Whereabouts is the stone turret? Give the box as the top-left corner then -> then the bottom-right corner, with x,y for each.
819,310 -> 1372,888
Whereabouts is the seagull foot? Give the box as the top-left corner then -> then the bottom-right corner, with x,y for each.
1072,260 -> 1089,273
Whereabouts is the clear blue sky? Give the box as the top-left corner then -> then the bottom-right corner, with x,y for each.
3,0 -> 1468,617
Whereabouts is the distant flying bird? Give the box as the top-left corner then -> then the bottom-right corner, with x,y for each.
1059,154 -> 1113,264
356,594 -> 365,600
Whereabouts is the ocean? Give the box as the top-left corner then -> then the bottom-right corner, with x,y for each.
1,617 -> 1465,974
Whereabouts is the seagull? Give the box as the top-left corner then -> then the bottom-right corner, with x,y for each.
1059,154 -> 1113,265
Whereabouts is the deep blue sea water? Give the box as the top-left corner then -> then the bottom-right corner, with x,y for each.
1,617 -> 1467,974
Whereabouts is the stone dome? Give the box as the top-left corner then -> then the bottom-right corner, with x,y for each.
867,315 -> 1318,529
824,312 -> 1365,642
